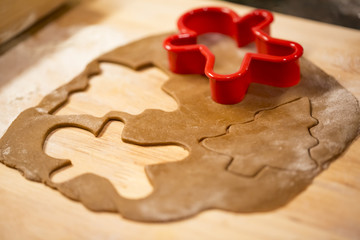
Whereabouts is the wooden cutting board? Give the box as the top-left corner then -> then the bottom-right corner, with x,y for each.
0,0 -> 359,239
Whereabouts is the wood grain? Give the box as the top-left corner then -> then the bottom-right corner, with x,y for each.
0,0 -> 359,239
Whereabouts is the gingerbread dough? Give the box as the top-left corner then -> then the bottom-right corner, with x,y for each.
203,97 -> 318,176
0,33 -> 359,222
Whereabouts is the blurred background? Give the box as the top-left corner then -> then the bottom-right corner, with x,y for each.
225,0 -> 360,29
1,0 -> 359,54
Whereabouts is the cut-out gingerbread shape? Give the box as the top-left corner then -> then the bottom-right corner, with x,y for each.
46,121 -> 188,199
0,33 -> 359,222
203,98 -> 318,176
55,63 -> 178,116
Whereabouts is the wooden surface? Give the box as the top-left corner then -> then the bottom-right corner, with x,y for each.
1,0 -> 360,239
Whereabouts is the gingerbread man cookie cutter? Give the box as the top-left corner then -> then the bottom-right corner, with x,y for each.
163,7 -> 304,104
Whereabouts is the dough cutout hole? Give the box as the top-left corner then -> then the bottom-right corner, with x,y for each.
55,63 -> 178,117
44,120 -> 188,199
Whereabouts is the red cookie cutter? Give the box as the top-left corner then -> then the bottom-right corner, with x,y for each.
163,7 -> 303,104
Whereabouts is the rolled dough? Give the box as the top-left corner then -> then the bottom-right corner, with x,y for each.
0,33 -> 359,222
